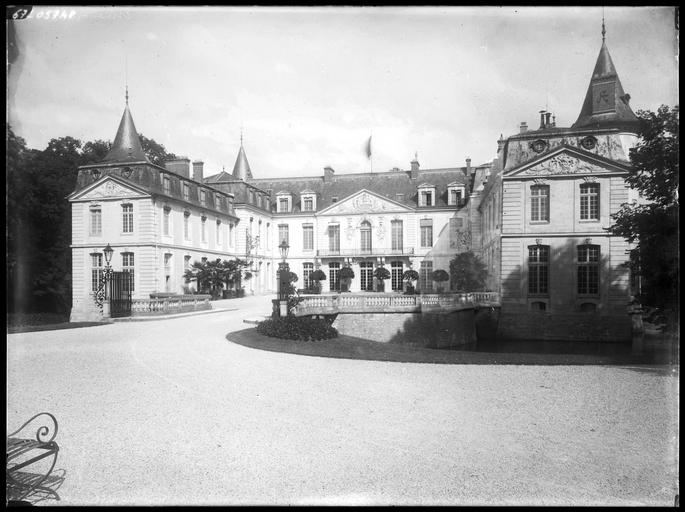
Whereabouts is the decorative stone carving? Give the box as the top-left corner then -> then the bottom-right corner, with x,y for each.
580,136 -> 597,150
529,139 -> 549,154
582,176 -> 597,183
345,218 -> 355,240
85,180 -> 132,199
122,167 -> 133,179
522,154 -> 600,176
325,190 -> 405,215
532,178 -> 548,185
377,217 -> 385,240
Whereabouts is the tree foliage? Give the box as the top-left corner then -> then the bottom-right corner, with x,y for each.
449,251 -> 488,292
431,269 -> 450,282
609,105 -> 679,309
183,258 -> 250,297
373,266 -> 391,281
402,269 -> 419,282
6,126 -> 178,314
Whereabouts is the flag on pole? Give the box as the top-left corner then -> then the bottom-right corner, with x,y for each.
364,135 -> 372,160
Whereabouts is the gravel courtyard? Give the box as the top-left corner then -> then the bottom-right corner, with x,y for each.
6,295 -> 679,506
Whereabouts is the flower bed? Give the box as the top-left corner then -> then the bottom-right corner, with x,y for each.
256,316 -> 338,341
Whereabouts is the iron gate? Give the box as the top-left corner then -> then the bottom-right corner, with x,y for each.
109,271 -> 133,318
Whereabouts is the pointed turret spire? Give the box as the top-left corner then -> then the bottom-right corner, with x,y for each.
571,23 -> 639,132
232,134 -> 253,180
102,92 -> 149,164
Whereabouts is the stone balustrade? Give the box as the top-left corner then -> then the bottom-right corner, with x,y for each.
130,294 -> 212,316
294,292 -> 500,316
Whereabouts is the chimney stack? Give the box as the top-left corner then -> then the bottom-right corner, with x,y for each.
323,166 -> 335,183
192,160 -> 204,183
466,157 -> 472,175
545,112 -> 552,127
539,110 -> 546,129
409,153 -> 420,179
497,134 -> 505,152
164,157 -> 191,178
519,122 -> 528,134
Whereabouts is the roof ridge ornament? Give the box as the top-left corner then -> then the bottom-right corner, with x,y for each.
602,8 -> 606,42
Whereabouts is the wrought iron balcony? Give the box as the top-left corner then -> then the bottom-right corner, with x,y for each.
316,247 -> 415,258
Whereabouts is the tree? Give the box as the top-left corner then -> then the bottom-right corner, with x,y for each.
309,269 -> 326,293
431,269 -> 450,293
139,134 -> 177,167
402,269 -> 419,294
339,266 -> 355,292
6,129 -> 179,314
373,266 -> 390,292
609,105 -> 679,309
449,251 -> 488,292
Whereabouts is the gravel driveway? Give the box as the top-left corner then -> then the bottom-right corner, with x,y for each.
6,295 -> 679,506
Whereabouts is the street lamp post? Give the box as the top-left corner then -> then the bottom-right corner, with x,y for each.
277,240 -> 290,317
94,243 -> 114,318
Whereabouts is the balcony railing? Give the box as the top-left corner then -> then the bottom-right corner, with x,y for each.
293,291 -> 500,316
316,247 -> 415,257
130,294 -> 211,316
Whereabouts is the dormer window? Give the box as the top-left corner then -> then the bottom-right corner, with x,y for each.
276,192 -> 292,213
200,189 -> 206,206
301,190 -> 316,212
447,183 -> 466,206
417,183 -> 436,207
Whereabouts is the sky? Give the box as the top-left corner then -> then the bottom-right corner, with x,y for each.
7,6 -> 679,180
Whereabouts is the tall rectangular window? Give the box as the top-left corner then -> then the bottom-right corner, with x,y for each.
578,244 -> 600,295
420,190 -> 433,207
122,252 -> 135,292
229,223 -> 234,247
328,225 -> 340,253
163,207 -> 171,236
184,255 -> 191,271
122,204 -> 133,233
391,220 -> 403,251
530,185 -> 549,222
528,245 -> 549,295
163,176 -> 171,195
278,224 -> 289,245
279,198 -> 289,212
360,221 -> 372,253
266,223 -> 270,249
91,253 -> 103,292
303,197 -> 313,211
419,260 -> 433,291
329,262 -> 341,291
303,262 -> 314,290
580,183 -> 600,220
200,189 -> 206,206
391,261 -> 404,291
359,262 -> 373,291
183,183 -> 190,201
201,216 -> 207,242
184,212 -> 190,240
303,224 -> 314,251
89,206 -> 102,236
420,219 -> 433,248
216,220 -> 221,245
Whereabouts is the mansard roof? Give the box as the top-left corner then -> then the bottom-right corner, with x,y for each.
247,166 -> 479,212
101,103 -> 149,164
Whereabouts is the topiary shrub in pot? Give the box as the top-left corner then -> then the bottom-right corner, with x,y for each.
402,269 -> 419,294
373,266 -> 391,292
309,269 -> 326,294
339,266 -> 355,292
432,269 -> 450,293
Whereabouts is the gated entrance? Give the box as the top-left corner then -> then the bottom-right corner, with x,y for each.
109,271 -> 132,318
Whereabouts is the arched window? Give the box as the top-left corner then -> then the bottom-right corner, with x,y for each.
360,221 -> 372,253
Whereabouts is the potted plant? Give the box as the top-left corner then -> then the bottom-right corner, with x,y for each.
309,269 -> 326,294
432,269 -> 450,293
402,269 -> 419,294
373,266 -> 391,292
339,266 -> 355,292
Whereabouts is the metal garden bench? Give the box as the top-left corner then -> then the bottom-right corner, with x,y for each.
6,413 -> 61,503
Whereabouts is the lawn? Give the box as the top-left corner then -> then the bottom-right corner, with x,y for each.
228,327 -> 677,366
7,313 -> 108,334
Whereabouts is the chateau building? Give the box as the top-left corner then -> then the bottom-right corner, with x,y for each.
68,27 -> 640,341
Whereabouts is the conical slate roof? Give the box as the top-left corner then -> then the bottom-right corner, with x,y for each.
572,40 -> 639,131
102,103 -> 149,163
232,144 -> 253,180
